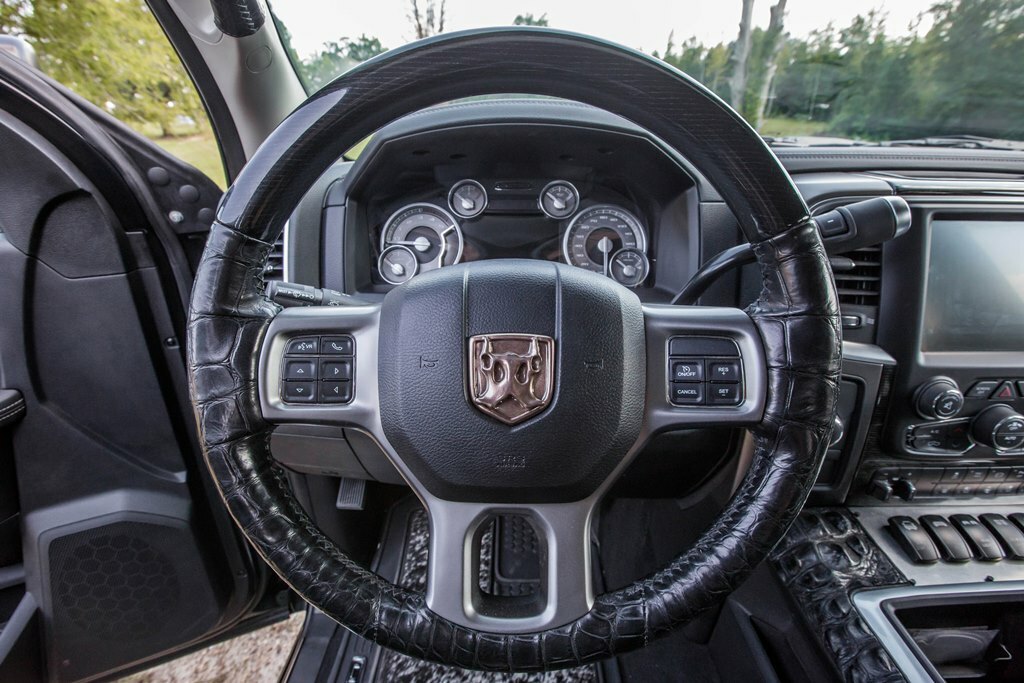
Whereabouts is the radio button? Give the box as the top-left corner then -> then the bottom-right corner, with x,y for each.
967,381 -> 999,399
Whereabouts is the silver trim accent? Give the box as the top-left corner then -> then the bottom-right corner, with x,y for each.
281,219 -> 291,283
257,303 -> 766,632
538,180 -> 580,220
853,505 -> 1024,585
378,202 -> 465,271
853,581 -> 1024,683
561,204 -> 648,271
447,179 -> 488,219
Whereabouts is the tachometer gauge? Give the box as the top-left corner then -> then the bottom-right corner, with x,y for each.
448,179 -> 488,219
380,203 -> 463,276
377,245 -> 419,285
562,205 -> 647,275
539,180 -> 580,219
609,248 -> 650,288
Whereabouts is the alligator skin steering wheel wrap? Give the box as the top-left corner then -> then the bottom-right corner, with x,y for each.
187,28 -> 840,671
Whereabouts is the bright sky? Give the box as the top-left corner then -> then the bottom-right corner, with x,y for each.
270,0 -> 936,58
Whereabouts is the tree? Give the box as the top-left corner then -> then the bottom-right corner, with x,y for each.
754,0 -> 788,129
513,13 -> 548,27
728,0 -> 755,110
18,0 -> 205,137
409,0 -> 445,39
298,35 -> 388,90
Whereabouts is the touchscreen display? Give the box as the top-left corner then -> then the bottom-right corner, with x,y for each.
922,220 -> 1024,353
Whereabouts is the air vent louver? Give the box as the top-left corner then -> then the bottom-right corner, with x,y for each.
833,245 -> 881,306
264,234 -> 285,281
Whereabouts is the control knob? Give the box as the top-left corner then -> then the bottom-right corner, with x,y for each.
971,404 -> 1024,451
914,377 -> 964,420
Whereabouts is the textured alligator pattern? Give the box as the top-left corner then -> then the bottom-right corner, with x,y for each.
187,31 -> 841,670
772,509 -> 909,683
375,510 -> 597,683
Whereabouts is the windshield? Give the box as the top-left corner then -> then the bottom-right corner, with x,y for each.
270,0 -> 1024,147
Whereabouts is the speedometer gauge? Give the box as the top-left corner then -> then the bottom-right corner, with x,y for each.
562,205 -> 647,275
380,203 -> 463,277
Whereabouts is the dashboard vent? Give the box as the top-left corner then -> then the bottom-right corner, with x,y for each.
832,244 -> 882,306
265,233 -> 285,281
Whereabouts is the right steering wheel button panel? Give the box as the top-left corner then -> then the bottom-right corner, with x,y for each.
668,336 -> 743,407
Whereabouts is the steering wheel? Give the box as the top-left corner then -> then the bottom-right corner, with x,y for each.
187,28 -> 840,671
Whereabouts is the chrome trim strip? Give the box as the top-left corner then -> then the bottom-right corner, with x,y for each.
853,581 -> 1024,683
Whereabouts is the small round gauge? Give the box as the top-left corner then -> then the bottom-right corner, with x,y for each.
379,203 -> 464,276
448,179 -> 488,219
539,180 -> 580,219
562,205 -> 647,274
377,245 -> 419,285
609,248 -> 650,288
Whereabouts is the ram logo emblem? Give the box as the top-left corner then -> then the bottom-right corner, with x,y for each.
468,334 -> 555,425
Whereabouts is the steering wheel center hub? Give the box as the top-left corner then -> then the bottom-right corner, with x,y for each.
378,259 -> 646,503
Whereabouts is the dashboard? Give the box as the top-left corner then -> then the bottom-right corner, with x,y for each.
280,98 -> 1024,515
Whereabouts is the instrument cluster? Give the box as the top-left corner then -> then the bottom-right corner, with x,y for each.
375,178 -> 650,287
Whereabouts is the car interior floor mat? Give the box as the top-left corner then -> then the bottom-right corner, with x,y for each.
374,507 -> 598,682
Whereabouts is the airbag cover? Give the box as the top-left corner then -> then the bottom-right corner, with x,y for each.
378,260 -> 645,503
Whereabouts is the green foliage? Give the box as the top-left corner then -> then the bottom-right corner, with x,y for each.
4,0 -> 206,137
513,13 -> 549,27
295,35 -> 389,91
661,0 -> 1024,141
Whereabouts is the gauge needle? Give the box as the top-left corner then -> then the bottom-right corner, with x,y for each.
597,236 -> 614,277
460,196 -> 475,210
547,192 -> 566,210
386,236 -> 432,252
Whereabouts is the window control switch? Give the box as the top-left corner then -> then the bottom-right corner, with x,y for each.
888,516 -> 940,564
950,514 -> 1005,561
980,514 -> 1024,560
919,515 -> 972,562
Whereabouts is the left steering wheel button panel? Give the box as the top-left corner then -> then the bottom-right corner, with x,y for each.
282,334 -> 355,404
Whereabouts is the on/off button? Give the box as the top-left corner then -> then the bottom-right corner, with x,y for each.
671,360 -> 703,382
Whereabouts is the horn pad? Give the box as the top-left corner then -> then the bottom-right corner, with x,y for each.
378,260 -> 645,503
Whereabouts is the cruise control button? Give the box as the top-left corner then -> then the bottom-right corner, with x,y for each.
708,383 -> 741,405
320,380 -> 352,403
283,359 -> 316,380
966,380 -> 999,399
671,360 -> 703,382
283,381 -> 316,403
320,358 -> 352,381
708,361 -> 740,382
285,336 -> 319,355
670,383 -> 703,405
322,336 -> 354,355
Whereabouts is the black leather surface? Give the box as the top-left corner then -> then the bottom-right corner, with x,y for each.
187,30 -> 840,670
210,0 -> 265,38
772,509 -> 909,683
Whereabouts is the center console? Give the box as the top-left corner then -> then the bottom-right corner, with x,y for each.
788,192 -> 1024,683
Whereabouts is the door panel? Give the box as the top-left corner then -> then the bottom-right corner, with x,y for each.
0,56 -> 273,681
